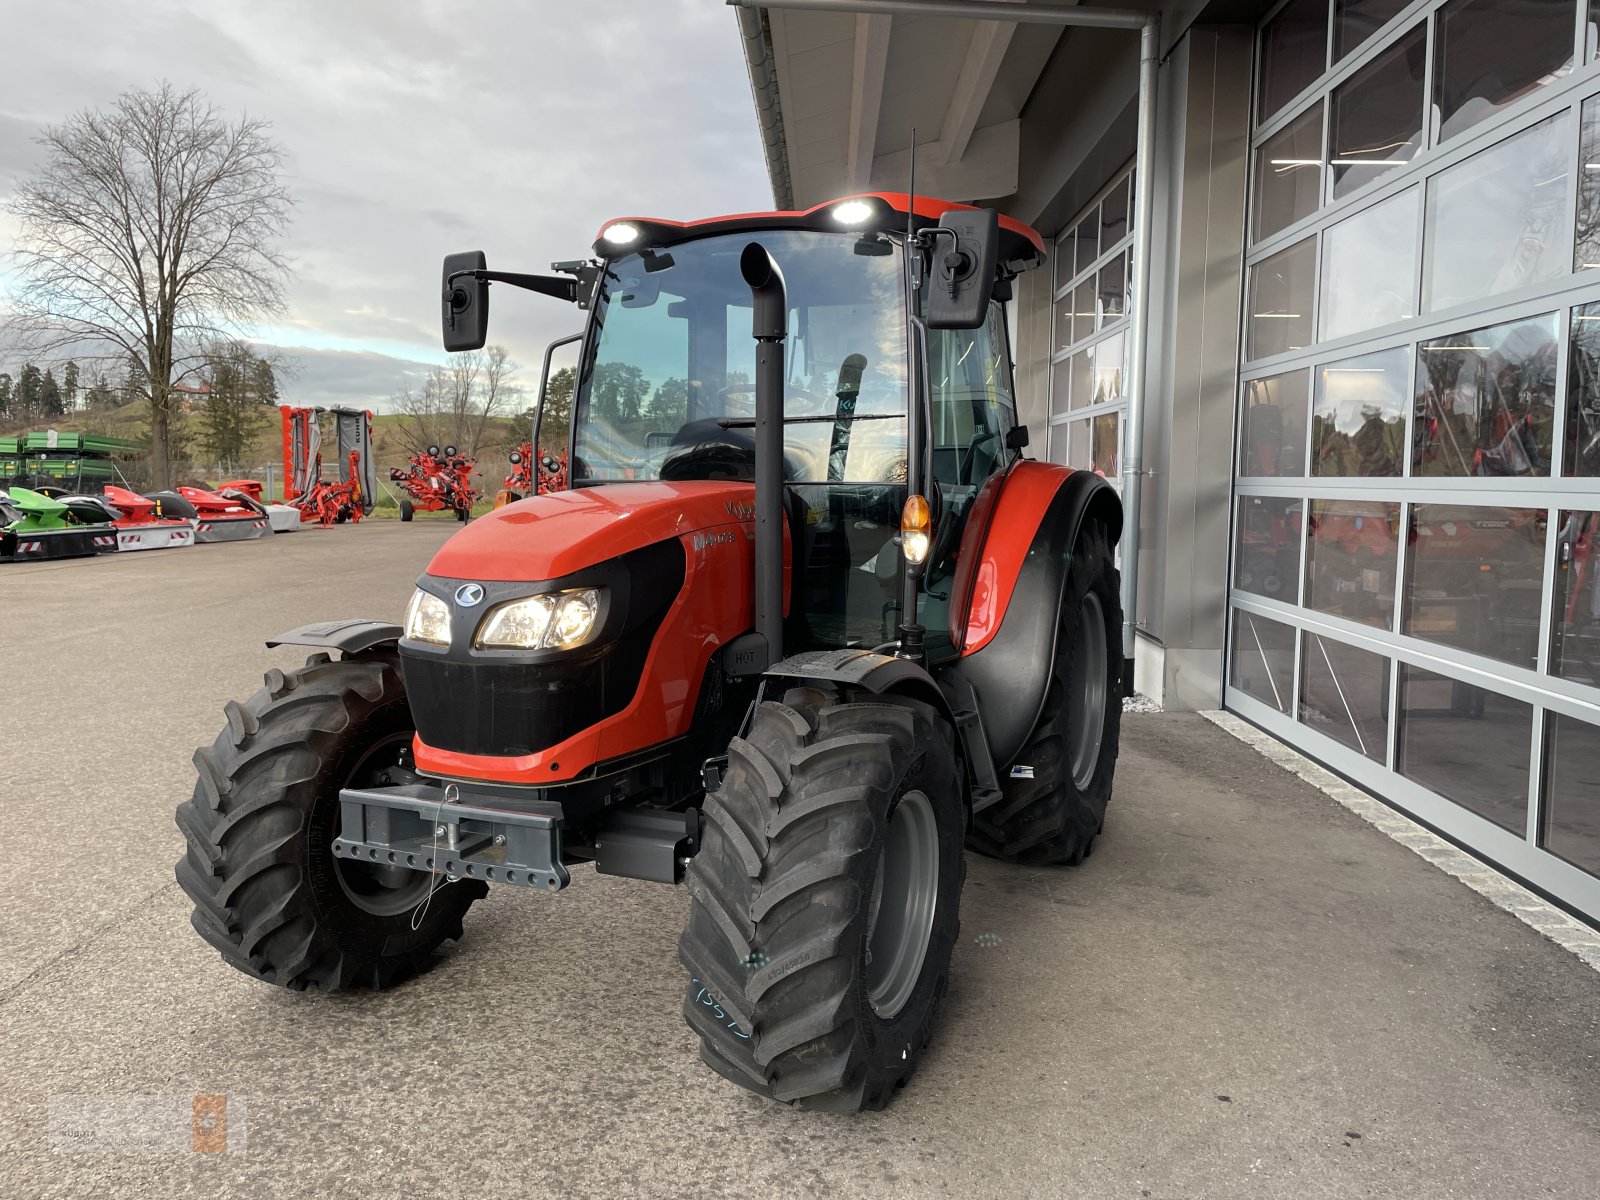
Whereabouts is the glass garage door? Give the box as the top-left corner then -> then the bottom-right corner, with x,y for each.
1229,0 -> 1600,920
1046,163 -> 1134,486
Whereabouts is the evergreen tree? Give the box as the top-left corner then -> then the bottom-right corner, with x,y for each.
120,356 -> 149,407
83,370 -> 116,410
195,342 -> 275,470
38,369 -> 63,417
16,364 -> 42,417
249,357 -> 279,406
0,373 -> 12,420
62,361 -> 79,411
538,365 -> 576,452
589,362 -> 648,426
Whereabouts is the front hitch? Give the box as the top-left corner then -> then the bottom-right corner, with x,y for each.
334,782 -> 569,891
333,782 -> 701,891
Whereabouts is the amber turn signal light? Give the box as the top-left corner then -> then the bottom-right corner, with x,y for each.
901,494 -> 931,565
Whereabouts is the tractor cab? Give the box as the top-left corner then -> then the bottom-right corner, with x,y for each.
444,194 -> 1045,662
559,200 -> 1039,659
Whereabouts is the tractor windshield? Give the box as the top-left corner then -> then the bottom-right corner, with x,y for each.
572,230 -> 907,485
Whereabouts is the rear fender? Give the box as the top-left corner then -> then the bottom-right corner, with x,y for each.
950,465 -> 1122,770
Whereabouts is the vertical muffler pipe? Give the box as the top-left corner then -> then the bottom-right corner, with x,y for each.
741,242 -> 788,668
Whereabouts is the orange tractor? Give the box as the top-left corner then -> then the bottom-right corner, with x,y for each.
178,193 -> 1125,1112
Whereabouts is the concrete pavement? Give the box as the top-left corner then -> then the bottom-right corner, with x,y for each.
1,522 -> 1598,1198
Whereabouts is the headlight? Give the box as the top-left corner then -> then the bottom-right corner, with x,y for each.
477,588 -> 603,651
404,589 -> 451,646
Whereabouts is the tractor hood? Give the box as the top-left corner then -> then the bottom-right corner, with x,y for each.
425,480 -> 756,583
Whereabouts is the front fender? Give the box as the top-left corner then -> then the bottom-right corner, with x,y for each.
266,619 -> 402,656
765,648 -> 952,725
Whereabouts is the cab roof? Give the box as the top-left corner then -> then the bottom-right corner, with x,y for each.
593,192 -> 1046,274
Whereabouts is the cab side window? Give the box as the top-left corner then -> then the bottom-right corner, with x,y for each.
928,301 -> 1016,488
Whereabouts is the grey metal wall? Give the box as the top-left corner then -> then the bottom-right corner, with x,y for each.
1008,22 -> 1254,709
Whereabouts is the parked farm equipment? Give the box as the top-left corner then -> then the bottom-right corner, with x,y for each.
282,405 -> 376,527
499,442 -> 567,505
389,445 -> 479,521
1,484 -> 117,561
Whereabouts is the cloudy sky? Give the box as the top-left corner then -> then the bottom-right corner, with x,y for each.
0,0 -> 773,409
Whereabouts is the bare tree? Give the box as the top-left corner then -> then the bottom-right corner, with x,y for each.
6,83 -> 291,487
394,346 -> 520,458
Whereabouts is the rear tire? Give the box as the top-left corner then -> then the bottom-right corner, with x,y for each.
678,686 -> 964,1112
400,499 -> 414,522
174,651 -> 485,991
968,519 -> 1122,866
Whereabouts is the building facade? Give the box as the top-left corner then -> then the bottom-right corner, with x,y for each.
738,0 -> 1600,924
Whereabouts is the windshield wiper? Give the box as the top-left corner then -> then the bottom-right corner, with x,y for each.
717,413 -> 901,428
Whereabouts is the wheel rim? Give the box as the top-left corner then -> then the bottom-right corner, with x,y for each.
1069,591 -> 1109,791
865,789 -> 940,1019
333,731 -> 434,917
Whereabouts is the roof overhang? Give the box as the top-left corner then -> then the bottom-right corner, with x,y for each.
734,0 -> 1070,208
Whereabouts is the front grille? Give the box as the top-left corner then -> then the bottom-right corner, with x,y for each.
401,655 -> 604,758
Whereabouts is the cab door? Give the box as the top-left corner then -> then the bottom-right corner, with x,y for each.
922,300 -> 1020,660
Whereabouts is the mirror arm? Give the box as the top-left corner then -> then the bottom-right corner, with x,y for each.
445,269 -> 578,303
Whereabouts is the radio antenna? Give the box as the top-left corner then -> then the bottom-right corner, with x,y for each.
906,126 -> 916,245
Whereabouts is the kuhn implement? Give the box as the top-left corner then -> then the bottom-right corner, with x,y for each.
153,486 -> 269,543
498,442 -> 567,507
100,486 -> 195,552
177,194 -> 1125,1113
282,405 -> 376,526
390,445 -> 479,522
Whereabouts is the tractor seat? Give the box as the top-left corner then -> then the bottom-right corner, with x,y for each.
657,418 -> 758,483
658,418 -> 812,485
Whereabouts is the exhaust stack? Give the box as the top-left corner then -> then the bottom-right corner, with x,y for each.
740,241 -> 787,669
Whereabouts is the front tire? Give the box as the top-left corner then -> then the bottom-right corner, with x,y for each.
399,498 -> 414,522
174,651 -> 485,991
968,519 -> 1123,866
678,686 -> 964,1112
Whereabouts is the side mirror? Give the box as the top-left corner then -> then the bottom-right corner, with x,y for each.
442,250 -> 489,351
925,209 -> 999,330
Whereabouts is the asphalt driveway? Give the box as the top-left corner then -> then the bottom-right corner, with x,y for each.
1,522 -> 1597,1198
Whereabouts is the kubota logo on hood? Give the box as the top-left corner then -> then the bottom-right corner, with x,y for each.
454,583 -> 485,607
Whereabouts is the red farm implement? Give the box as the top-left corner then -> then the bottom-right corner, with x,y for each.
282,406 -> 376,527
496,442 -> 567,507
389,445 -> 479,522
